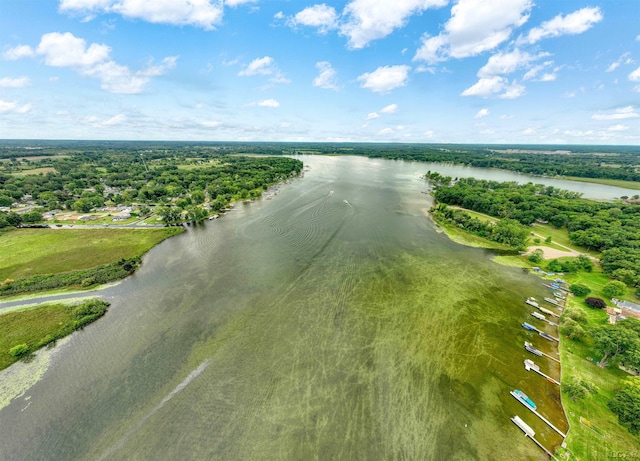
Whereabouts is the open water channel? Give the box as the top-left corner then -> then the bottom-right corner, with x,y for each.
1,155 -> 635,460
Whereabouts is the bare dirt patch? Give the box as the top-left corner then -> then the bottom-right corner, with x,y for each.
527,245 -> 580,259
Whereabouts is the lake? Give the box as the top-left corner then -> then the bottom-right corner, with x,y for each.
3,155 -> 622,460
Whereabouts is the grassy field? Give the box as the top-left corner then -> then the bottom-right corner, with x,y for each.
0,227 -> 182,282
563,176 -> 640,191
558,293 -> 640,460
0,299 -> 108,370
431,218 -> 513,251
448,206 -> 497,223
10,167 -> 57,176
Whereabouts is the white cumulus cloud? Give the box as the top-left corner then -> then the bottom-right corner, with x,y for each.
521,6 -> 603,44
2,45 -> 35,61
414,0 -> 532,63
629,66 -> 640,82
225,0 -> 258,6
312,61 -> 339,90
461,76 -> 505,98
341,0 -> 447,49
291,4 -> 338,33
0,99 -> 31,114
239,56 -> 289,83
13,32 -> 176,94
258,99 -> 280,107
239,56 -> 276,76
59,0 -> 224,30
37,32 -> 111,68
592,106 -> 639,120
475,108 -> 489,118
0,77 -> 30,88
608,124 -> 629,132
101,113 -> 127,126
499,81 -> 525,99
461,76 -> 525,99
380,103 -> 398,114
478,49 -> 547,78
357,65 -> 410,93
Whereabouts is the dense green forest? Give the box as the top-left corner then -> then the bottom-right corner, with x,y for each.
430,176 -> 640,288
2,141 -> 639,182
0,148 -> 302,226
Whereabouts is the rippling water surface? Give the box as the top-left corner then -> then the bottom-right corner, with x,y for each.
1,156 -> 580,460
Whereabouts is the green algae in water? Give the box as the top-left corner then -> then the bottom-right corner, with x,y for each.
0,156 -> 564,461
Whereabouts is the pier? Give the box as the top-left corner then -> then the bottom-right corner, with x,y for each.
510,416 -> 559,460
531,312 -> 558,326
526,298 -> 560,317
522,323 -> 559,342
544,297 -> 563,308
524,342 -> 560,363
524,359 -> 560,385
510,391 -> 567,438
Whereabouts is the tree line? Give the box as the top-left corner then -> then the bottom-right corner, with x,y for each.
2,141 -> 638,182
430,177 -> 640,289
0,149 -> 302,226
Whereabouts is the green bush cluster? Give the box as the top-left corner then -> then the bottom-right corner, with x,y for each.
432,205 -> 529,250
0,257 -> 140,296
4,299 -> 109,366
563,377 -> 597,401
608,378 -> 640,435
569,283 -> 591,297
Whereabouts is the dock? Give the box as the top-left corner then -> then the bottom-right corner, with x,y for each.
510,416 -> 559,460
544,297 -> 563,308
524,359 -> 560,385
526,297 -> 540,308
510,391 -> 567,438
526,298 -> 560,317
522,323 -> 559,342
524,342 -> 560,363
531,312 -> 558,326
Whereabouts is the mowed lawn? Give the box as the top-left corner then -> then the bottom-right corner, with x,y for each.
0,227 -> 182,281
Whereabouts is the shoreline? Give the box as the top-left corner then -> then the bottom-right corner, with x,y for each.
1,170 -> 305,308
425,204 -> 640,459
425,205 -> 570,455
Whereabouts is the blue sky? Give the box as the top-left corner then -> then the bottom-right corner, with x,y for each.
1,0 -> 638,144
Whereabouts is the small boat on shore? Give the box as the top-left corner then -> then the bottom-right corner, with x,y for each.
522,322 -> 536,331
526,297 -> 539,308
544,297 -> 562,306
539,331 -> 559,342
511,415 -> 536,438
512,389 -> 537,410
524,341 -> 543,356
538,306 -> 555,316
531,312 -> 546,321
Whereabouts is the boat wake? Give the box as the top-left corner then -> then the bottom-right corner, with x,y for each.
97,360 -> 210,460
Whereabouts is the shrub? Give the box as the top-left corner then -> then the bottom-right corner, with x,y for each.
608,378 -> 640,435
612,269 -> 637,286
560,318 -> 586,341
9,343 -> 29,357
547,259 -> 563,272
570,283 -> 591,297
603,281 -> 626,298
81,277 -> 96,287
564,378 -> 596,401
563,307 -> 587,324
528,248 -> 544,264
585,297 -> 607,309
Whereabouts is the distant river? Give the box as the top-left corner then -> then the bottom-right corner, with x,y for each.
5,155 -> 622,460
